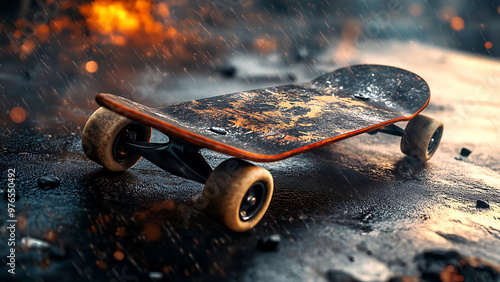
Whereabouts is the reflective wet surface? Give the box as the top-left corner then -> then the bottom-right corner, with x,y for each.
1,42 -> 500,281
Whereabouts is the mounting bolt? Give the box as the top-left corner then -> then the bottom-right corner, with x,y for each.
354,93 -> 369,100
210,127 -> 227,135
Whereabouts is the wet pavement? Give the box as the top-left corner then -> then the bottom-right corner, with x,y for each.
1,42 -> 500,281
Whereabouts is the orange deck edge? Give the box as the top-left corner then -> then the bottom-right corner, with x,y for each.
96,92 -> 430,162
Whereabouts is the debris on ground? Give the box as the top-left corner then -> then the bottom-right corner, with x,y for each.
38,174 -> 61,189
257,234 -> 281,251
326,269 -> 359,282
476,200 -> 490,209
460,148 -> 472,157
21,237 -> 50,249
414,250 -> 500,281
149,272 -> 164,279
455,147 -> 472,161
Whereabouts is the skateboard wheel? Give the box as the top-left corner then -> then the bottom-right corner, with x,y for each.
401,114 -> 443,162
202,158 -> 273,232
82,107 -> 152,171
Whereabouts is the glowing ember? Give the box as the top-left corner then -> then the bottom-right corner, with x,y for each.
36,24 -> 51,43
113,251 -> 125,261
450,17 -> 465,31
87,2 -> 140,33
143,223 -> 161,242
85,61 -> 99,73
10,107 -> 27,123
156,2 -> 170,18
253,36 -> 278,54
485,41 -> 493,49
95,260 -> 107,269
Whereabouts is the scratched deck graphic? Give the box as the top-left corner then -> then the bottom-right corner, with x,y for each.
97,65 -> 430,161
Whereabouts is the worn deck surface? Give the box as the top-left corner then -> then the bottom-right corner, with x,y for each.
98,65 -> 429,161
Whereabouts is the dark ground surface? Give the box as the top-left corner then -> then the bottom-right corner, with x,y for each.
2,1 -> 500,281
1,42 -> 500,281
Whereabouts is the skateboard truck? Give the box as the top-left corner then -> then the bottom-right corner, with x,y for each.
121,137 -> 212,184
368,124 -> 404,136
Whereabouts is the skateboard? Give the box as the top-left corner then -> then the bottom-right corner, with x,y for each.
82,64 -> 443,232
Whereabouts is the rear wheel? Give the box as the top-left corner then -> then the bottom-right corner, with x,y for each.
202,158 -> 274,232
82,107 -> 152,171
401,114 -> 443,162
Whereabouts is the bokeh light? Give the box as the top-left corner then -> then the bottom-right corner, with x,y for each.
10,106 -> 27,123
85,61 -> 99,73
450,17 -> 465,31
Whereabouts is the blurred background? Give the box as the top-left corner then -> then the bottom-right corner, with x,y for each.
1,0 -> 499,125
1,2 -> 500,281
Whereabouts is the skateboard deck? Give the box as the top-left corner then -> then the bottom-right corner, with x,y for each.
96,64 -> 430,162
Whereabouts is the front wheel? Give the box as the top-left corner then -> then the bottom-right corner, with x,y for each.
401,114 -> 443,162
201,158 -> 274,232
82,107 -> 152,171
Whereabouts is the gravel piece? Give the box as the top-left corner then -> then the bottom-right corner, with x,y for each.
257,234 -> 281,251
38,174 -> 61,189
476,200 -> 490,209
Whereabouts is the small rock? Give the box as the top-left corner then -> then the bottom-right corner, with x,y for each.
38,174 -> 60,189
415,250 -> 500,281
294,46 -> 310,62
149,272 -> 163,279
257,234 -> 281,251
476,200 -> 490,209
217,65 -> 237,78
25,70 -> 37,79
460,148 -> 472,157
209,126 -> 227,135
21,237 -> 50,249
415,250 -> 461,281
326,269 -> 359,282
420,214 -> 430,220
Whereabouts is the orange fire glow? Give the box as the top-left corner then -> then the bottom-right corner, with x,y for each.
90,2 -> 140,33
485,41 -> 493,49
80,0 -> 178,46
